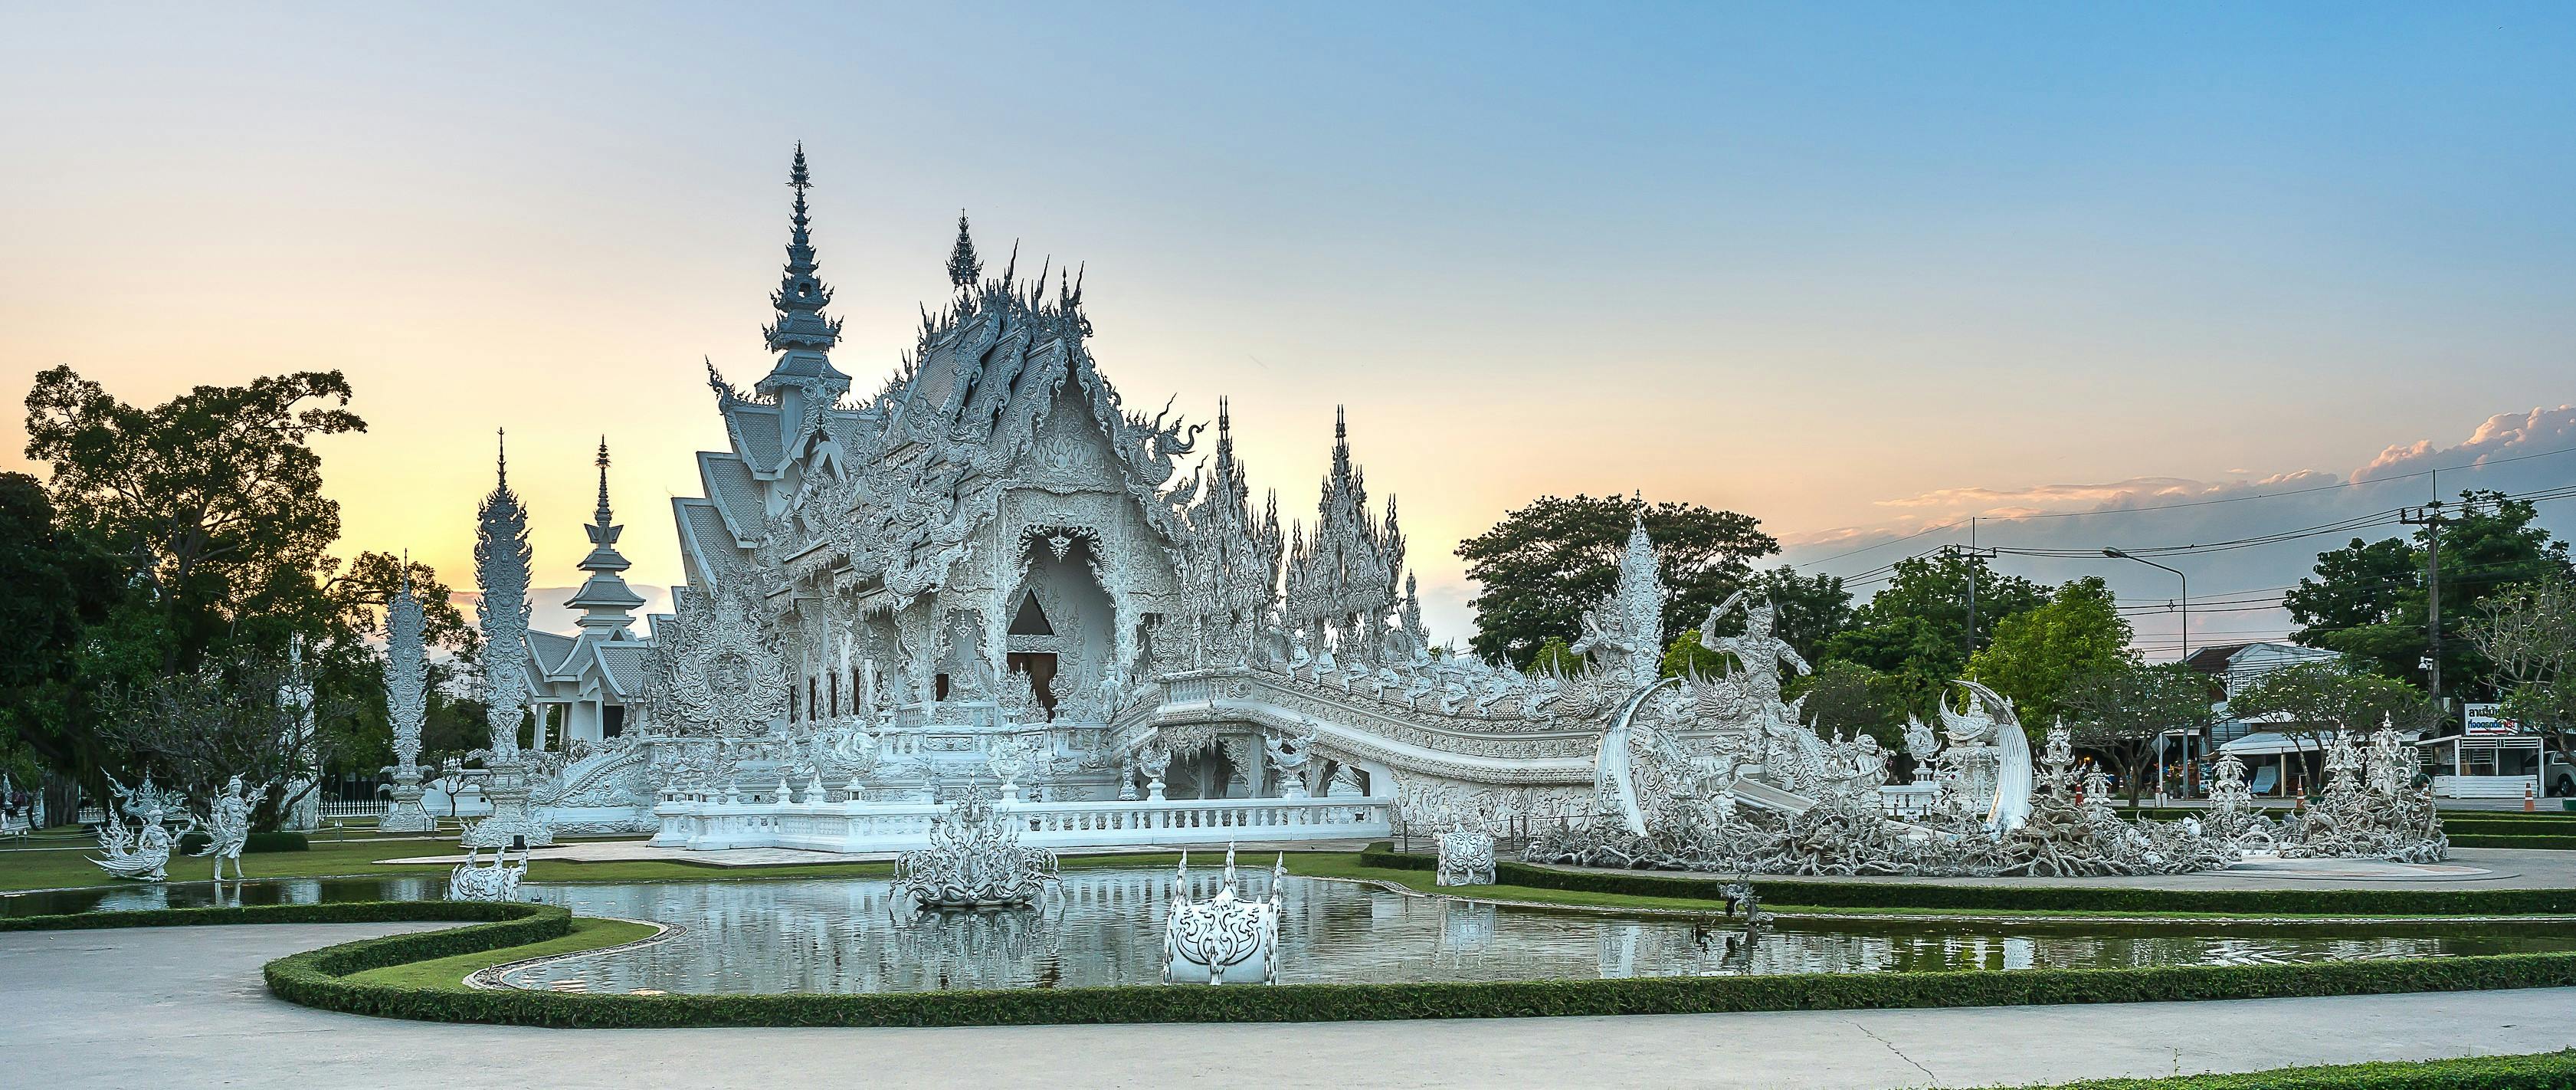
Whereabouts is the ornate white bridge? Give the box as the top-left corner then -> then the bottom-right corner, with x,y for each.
648,793 -> 1393,853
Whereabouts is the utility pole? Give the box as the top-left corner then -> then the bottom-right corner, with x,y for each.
2401,500 -> 2450,707
1948,527 -> 1998,659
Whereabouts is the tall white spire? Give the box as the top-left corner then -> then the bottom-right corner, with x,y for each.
568,435 -> 645,640
475,429 -> 533,756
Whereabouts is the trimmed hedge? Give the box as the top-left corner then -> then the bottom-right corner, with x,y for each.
2450,834 -> 2576,851
1358,848 -> 2576,916
1998,1049 -> 2576,1089
175,830 -> 311,854
263,925 -> 2576,1028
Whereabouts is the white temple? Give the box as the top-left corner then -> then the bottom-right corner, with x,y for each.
470,147 -> 2439,869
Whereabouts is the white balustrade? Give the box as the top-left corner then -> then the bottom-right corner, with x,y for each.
651,793 -> 1393,852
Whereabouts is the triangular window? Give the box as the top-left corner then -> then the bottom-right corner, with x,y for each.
1009,593 -> 1055,636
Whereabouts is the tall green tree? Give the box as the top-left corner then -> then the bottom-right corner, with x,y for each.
24,366 -> 366,677
2286,490 -> 2574,698
1822,552 -> 2050,717
1966,576 -> 2134,731
1457,494 -> 1778,668
0,471 -> 120,782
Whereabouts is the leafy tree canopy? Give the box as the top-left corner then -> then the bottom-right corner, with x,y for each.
2227,659 -> 2434,740
0,471 -> 121,781
2470,572 -> 2576,768
1966,576 -> 2134,730
1788,658 -> 1910,753
1458,494 -> 1777,668
1823,552 -> 2050,717
24,366 -> 365,675
2286,491 -> 2574,698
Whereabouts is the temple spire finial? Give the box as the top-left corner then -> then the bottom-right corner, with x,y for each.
760,142 -> 844,360
947,210 -> 982,288
494,428 -> 509,490
594,435 -> 614,526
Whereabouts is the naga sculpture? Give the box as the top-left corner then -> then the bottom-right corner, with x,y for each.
1162,845 -> 1286,985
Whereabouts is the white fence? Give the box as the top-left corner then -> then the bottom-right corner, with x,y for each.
2433,774 -> 2540,799
651,793 -> 1393,853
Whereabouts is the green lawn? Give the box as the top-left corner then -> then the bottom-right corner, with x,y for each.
341,916 -> 661,991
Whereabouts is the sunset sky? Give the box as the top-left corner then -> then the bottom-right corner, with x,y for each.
6,3 -> 2573,655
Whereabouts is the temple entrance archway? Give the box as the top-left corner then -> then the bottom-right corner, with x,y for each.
1006,531 -> 1115,722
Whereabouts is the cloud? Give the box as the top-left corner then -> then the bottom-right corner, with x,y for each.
1782,405 -> 2576,657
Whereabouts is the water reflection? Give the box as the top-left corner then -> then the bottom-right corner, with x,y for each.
497,870 -> 2576,995
4,875 -> 445,915
14,868 -> 2572,997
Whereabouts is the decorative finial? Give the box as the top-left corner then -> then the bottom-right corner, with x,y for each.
762,143 -> 841,355
946,210 -> 982,288
594,436 -> 614,526
495,428 -> 509,488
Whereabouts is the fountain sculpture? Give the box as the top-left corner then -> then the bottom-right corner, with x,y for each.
1162,845 -> 1286,985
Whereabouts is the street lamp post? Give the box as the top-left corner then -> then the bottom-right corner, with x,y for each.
2106,547 -> 2188,800
2102,547 -> 2188,663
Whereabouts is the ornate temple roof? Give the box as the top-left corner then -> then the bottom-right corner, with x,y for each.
677,153 -> 1208,608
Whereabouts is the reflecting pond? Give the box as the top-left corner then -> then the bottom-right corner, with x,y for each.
13,868 -> 2571,995
500,870 -> 2576,994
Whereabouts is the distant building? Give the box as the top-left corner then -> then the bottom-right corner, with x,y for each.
2188,641 -> 2344,748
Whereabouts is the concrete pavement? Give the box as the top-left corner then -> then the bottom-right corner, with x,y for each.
6,922 -> 2574,1089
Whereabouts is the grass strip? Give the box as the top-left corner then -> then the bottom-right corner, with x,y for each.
346,916 -> 658,992
1991,1049 -> 2576,1088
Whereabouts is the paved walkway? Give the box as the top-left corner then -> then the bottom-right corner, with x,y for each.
6,922 -> 2572,1089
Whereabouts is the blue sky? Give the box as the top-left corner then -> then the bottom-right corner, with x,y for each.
4,2 -> 2571,652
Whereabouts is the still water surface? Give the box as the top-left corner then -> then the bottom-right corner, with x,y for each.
498,870 -> 2575,993
13,870 -> 2568,994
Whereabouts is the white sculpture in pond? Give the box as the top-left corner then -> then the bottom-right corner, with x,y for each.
194,775 -> 255,881
447,845 -> 528,901
1162,845 -> 1285,985
894,789 -> 1060,908
1437,828 -> 1497,887
92,777 -> 194,882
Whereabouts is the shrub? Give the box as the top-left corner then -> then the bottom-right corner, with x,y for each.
264,938 -> 2576,1028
